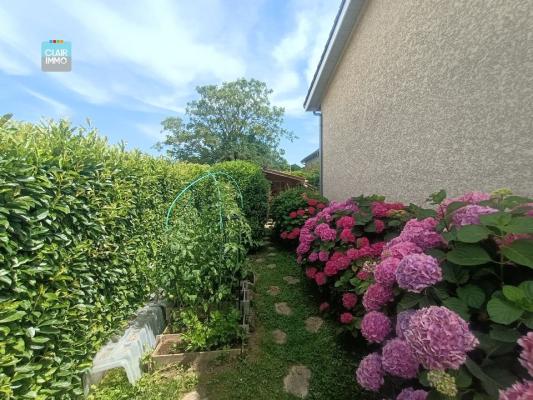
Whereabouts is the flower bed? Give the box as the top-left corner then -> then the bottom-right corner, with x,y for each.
295,190 -> 533,399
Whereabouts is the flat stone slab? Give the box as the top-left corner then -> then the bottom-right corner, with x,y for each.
267,286 -> 281,296
275,302 -> 292,316
267,252 -> 277,257
266,263 -> 276,269
255,257 -> 265,263
305,317 -> 324,333
181,391 -> 201,400
284,365 -> 311,398
283,276 -> 300,285
272,329 -> 287,344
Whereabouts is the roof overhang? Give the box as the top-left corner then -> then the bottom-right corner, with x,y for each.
300,149 -> 319,164
303,0 -> 366,111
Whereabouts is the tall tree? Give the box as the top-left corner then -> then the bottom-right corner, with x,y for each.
156,78 -> 293,168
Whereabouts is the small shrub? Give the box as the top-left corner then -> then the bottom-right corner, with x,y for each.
270,187 -> 328,245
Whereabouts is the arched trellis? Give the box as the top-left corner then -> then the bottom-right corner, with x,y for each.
164,171 -> 246,270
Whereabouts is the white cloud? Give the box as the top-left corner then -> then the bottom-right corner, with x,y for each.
25,88 -> 71,117
136,122 -> 164,140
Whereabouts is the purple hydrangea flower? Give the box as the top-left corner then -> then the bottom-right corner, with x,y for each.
382,241 -> 423,260
519,332 -> 533,376
404,306 -> 479,370
452,204 -> 498,227
362,283 -> 394,311
374,257 -> 400,287
382,338 -> 419,378
395,254 -> 442,293
355,353 -> 384,392
396,218 -> 443,250
396,387 -> 429,400
499,380 -> 533,400
396,310 -> 416,340
361,311 -> 392,343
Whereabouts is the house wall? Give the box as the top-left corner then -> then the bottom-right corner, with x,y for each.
303,157 -> 319,170
321,0 -> 533,204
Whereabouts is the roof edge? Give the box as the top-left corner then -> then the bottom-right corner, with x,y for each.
303,0 -> 366,111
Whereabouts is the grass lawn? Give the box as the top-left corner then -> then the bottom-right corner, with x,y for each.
89,242 -> 372,399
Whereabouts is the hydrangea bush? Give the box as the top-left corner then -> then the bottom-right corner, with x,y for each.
270,187 -> 328,246
354,190 -> 533,399
296,195 -> 412,333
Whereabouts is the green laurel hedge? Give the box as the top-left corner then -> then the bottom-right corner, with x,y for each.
0,120 -> 262,398
211,160 -> 270,247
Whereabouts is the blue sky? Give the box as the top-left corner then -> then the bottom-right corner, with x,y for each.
0,0 -> 339,165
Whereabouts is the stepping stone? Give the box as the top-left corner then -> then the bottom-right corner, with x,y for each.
267,252 -> 276,257
272,329 -> 287,344
255,257 -> 265,263
267,286 -> 281,296
305,317 -> 324,333
266,263 -> 276,269
284,365 -> 311,398
275,302 -> 292,316
283,276 -> 300,285
181,391 -> 201,400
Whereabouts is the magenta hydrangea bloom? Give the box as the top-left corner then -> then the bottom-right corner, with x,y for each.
404,306 -> 479,370
336,215 -> 355,229
340,228 -> 356,243
342,292 -> 358,309
356,353 -> 384,392
374,257 -> 401,287
374,219 -> 385,233
518,332 -> 533,376
396,310 -> 416,340
361,311 -> 392,343
362,283 -> 394,311
314,272 -> 326,286
499,380 -> 533,400
452,204 -> 498,226
314,223 -> 337,241
382,241 -> 423,260
308,252 -> 319,262
324,261 -> 338,277
319,302 -> 330,312
318,250 -> 330,262
395,253 -> 442,293
396,387 -> 428,400
382,338 -> 419,378
340,312 -> 354,324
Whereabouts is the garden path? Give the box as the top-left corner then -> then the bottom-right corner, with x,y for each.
194,237 -> 366,399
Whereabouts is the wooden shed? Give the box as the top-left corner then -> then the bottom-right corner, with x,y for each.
262,168 -> 307,197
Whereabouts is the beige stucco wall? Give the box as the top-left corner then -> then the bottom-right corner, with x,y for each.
321,0 -> 533,204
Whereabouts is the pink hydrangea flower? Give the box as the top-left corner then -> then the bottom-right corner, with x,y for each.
396,310 -> 416,340
297,209 -> 305,216
356,353 -> 384,392
357,237 -> 370,249
374,219 -> 385,233
382,241 -> 423,260
396,218 -> 443,250
319,302 -> 330,312
336,215 -> 355,229
340,228 -> 356,243
324,261 -> 338,276
296,242 -> 310,256
395,254 -> 442,293
396,387 -> 428,400
314,272 -> 326,286
370,241 -> 385,257
314,223 -> 337,241
305,267 -> 317,279
318,250 -> 330,262
361,311 -> 392,343
374,257 -> 400,287
357,270 -> 371,280
308,252 -> 319,262
340,312 -> 354,324
518,332 -> 533,376
437,192 -> 491,218
404,306 -> 479,370
342,293 -> 358,309
499,380 -> 533,400
452,204 -> 498,227
382,338 -> 419,378
362,283 -> 394,311
289,211 -> 297,218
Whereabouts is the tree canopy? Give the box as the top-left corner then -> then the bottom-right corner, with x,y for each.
157,78 -> 293,168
